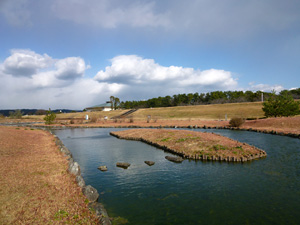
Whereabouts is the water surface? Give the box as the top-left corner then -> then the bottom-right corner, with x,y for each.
54,128 -> 300,225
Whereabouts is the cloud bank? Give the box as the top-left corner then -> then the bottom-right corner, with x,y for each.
51,0 -> 169,28
0,49 -> 283,109
94,55 -> 237,99
49,0 -> 300,40
0,49 -> 122,109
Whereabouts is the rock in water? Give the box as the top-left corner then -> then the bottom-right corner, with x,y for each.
68,162 -> 80,176
116,162 -> 131,169
165,156 -> 184,163
75,175 -> 85,188
144,161 -> 155,166
82,185 -> 99,202
98,165 -> 108,171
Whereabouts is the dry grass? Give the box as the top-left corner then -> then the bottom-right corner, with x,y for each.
132,102 -> 265,120
22,102 -> 264,122
0,126 -> 99,224
242,115 -> 300,134
111,129 -> 266,160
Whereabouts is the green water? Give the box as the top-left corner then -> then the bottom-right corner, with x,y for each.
54,128 -> 300,225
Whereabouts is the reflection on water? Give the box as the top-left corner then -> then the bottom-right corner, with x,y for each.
54,128 -> 300,225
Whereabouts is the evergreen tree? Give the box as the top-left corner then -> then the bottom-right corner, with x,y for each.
44,108 -> 56,125
262,92 -> 300,117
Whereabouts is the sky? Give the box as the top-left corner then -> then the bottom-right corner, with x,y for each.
0,0 -> 300,110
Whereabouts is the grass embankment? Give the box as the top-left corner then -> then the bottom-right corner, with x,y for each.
111,129 -> 266,162
22,101 -> 264,122
0,126 -> 99,224
133,102 -> 265,120
3,101 -> 300,135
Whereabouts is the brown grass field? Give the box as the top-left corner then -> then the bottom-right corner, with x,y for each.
0,126 -> 99,224
3,101 -> 297,135
10,101 -> 264,122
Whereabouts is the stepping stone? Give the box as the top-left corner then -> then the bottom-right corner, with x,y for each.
98,165 -> 108,171
116,162 -> 131,169
165,156 -> 184,163
144,161 -> 155,166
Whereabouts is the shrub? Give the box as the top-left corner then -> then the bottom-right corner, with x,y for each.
229,117 -> 245,127
44,108 -> 56,125
90,116 -> 97,123
9,110 -> 23,119
263,92 -> 300,117
129,117 -> 134,123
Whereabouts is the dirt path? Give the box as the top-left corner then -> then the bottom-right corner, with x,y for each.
0,126 -> 99,224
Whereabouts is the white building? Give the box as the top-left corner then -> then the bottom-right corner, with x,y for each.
85,102 -> 112,111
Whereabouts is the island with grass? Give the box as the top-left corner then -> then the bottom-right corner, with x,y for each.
110,129 -> 267,162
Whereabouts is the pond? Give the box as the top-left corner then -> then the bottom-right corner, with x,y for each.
54,128 -> 300,225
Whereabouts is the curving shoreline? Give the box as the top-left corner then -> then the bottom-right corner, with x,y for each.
50,131 -> 112,225
32,123 -> 300,139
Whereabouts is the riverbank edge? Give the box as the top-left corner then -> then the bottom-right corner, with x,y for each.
27,123 -> 300,139
48,130 -> 112,225
110,130 -> 267,162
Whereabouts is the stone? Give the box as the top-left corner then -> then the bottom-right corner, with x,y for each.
61,146 -> 72,157
165,156 -> 184,163
116,162 -> 131,169
75,175 -> 85,188
68,162 -> 80,176
88,202 -> 112,225
82,185 -> 99,202
144,161 -> 155,166
98,166 -> 108,171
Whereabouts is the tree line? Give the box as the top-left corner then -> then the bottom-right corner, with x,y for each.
119,88 -> 300,109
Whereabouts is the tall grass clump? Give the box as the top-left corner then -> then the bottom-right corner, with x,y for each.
90,116 -> 98,123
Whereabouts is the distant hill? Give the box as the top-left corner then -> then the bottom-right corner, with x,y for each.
0,109 -> 82,117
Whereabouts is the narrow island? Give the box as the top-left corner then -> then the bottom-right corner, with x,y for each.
110,129 -> 267,162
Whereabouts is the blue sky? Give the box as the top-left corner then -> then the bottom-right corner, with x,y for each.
0,0 -> 299,109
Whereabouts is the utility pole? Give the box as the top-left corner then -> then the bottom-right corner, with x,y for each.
261,92 -> 264,102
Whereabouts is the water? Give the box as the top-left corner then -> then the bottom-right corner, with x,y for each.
54,128 -> 300,225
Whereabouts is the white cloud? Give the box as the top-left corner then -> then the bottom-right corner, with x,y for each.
51,0 -> 170,28
248,82 -> 284,93
1,49 -> 89,88
0,49 -> 124,109
1,49 -> 52,77
0,50 -> 287,109
95,55 -> 238,92
55,57 -> 86,80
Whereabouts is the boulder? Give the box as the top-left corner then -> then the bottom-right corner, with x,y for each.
116,162 -> 131,169
75,175 -> 85,188
68,162 -> 80,176
165,156 -> 184,163
144,161 -> 155,166
98,166 -> 108,172
82,185 -> 99,202
88,202 -> 111,225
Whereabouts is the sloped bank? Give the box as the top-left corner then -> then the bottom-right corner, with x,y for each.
110,129 -> 267,162
31,122 -> 300,139
51,131 -> 111,225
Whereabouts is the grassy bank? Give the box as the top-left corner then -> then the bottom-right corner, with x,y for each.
132,102 -> 265,120
22,101 -> 264,122
111,129 -> 267,162
0,126 -> 99,224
